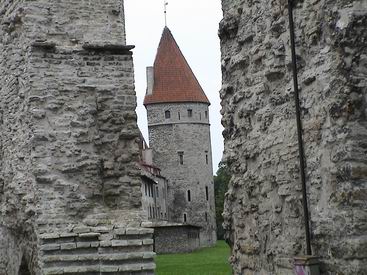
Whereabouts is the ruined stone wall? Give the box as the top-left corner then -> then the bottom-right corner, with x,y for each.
220,0 -> 367,274
0,0 -> 154,274
146,102 -> 217,246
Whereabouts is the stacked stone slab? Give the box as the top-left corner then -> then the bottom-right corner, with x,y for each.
220,0 -> 367,274
0,0 -> 154,274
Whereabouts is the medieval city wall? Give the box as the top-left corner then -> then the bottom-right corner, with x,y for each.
220,0 -> 367,274
0,0 -> 154,274
146,102 -> 217,246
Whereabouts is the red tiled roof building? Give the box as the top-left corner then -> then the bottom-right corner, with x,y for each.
144,27 -> 210,105
144,27 -> 217,248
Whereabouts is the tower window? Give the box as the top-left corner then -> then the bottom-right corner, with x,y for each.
187,190 -> 191,202
178,112 -> 181,120
156,186 -> 159,197
206,154 -> 208,164
205,186 -> 209,201
205,212 -> 208,222
187,109 -> 192,117
199,113 -> 202,120
205,111 -> 208,118
165,110 -> 171,119
178,151 -> 184,165
184,213 -> 187,223
145,184 -> 147,196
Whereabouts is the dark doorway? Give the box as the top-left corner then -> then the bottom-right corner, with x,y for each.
19,255 -> 31,275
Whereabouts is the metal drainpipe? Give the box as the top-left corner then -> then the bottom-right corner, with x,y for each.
287,0 -> 312,256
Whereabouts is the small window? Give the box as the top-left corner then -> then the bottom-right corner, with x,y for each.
205,212 -> 208,222
206,154 -> 208,164
178,152 -> 184,165
205,186 -> 209,201
187,109 -> 192,117
205,111 -> 208,118
178,112 -> 181,120
199,113 -> 202,120
145,184 -> 148,196
156,186 -> 159,197
165,110 -> 171,119
187,190 -> 191,202
184,213 -> 187,223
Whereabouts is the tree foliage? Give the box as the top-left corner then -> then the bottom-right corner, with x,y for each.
214,162 -> 230,240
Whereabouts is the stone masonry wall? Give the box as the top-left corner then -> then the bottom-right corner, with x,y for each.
220,0 -> 367,274
152,226 -> 200,254
146,102 -> 217,247
0,0 -> 154,274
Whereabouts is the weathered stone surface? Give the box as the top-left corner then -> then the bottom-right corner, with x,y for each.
146,102 -> 217,246
220,0 -> 367,274
0,0 -> 154,274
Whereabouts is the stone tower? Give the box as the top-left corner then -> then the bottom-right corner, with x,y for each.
0,0 -> 155,274
144,27 -> 217,247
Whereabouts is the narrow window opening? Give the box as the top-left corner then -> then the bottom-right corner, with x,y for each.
178,112 -> 181,120
165,110 -> 171,119
187,109 -> 192,117
206,154 -> 208,164
178,152 -> 184,165
199,113 -> 202,120
145,184 -> 147,196
205,212 -> 208,222
187,190 -> 191,202
156,186 -> 159,197
183,213 -> 187,223
205,111 -> 208,119
205,186 -> 209,201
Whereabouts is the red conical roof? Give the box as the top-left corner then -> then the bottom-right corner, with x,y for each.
144,27 -> 210,105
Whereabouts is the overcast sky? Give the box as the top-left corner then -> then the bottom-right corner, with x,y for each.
124,0 -> 223,174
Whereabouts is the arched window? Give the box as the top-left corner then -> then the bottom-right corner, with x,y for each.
205,186 -> 209,201
183,213 -> 187,223
165,110 -> 171,119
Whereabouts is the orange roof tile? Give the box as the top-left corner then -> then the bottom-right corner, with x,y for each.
144,27 -> 210,105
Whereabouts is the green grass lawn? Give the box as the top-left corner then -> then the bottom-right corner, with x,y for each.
155,240 -> 232,275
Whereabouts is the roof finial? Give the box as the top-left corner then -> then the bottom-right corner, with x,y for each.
164,1 -> 168,27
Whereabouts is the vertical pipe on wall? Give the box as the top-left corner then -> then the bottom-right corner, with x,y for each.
287,0 -> 312,256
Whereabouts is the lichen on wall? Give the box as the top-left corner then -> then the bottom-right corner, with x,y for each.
219,0 -> 367,274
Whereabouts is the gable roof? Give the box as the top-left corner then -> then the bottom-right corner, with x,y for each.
143,27 -> 210,105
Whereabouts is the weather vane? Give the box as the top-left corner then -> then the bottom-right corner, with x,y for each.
164,1 -> 168,26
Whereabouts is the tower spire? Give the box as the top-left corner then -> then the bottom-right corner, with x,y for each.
164,1 -> 168,27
